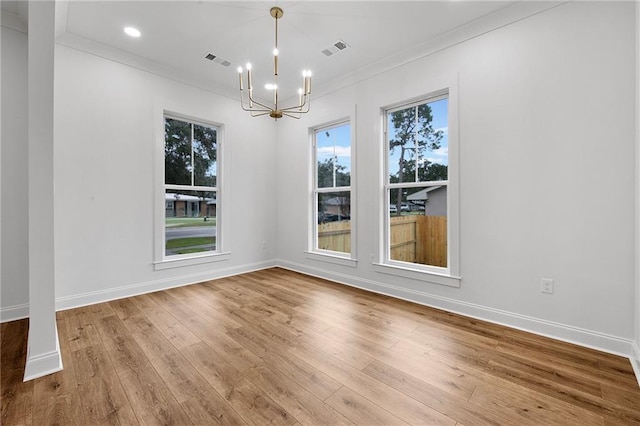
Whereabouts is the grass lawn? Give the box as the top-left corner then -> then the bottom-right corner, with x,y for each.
166,237 -> 215,250
165,217 -> 216,228
173,247 -> 214,255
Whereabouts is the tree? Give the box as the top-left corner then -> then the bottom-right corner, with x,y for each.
165,118 -> 192,185
388,104 -> 443,214
193,124 -> 217,187
422,162 -> 447,181
317,158 -> 350,188
392,161 -> 448,184
165,118 -> 217,188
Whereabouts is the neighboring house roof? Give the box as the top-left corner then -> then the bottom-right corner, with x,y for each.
406,186 -> 443,201
165,193 -> 215,203
323,196 -> 349,206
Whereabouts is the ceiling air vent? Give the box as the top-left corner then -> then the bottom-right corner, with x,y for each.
204,53 -> 231,67
334,41 -> 347,50
321,39 -> 349,57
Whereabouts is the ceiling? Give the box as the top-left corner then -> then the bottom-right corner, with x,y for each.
3,1 -> 529,102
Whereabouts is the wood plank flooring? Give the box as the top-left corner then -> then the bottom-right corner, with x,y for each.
2,267 -> 639,425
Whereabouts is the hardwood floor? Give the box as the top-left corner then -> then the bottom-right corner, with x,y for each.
2,267 -> 639,425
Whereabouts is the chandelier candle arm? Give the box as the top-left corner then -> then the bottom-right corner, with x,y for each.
237,6 -> 312,120
238,67 -> 244,91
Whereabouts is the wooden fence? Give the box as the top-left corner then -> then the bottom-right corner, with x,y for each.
390,215 -> 447,267
317,220 -> 351,253
317,215 -> 447,267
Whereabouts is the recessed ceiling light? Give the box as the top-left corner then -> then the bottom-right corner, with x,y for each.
124,27 -> 141,38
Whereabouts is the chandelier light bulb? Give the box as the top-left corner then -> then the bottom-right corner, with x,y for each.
273,48 -> 279,56
237,66 -> 243,73
246,63 -> 252,70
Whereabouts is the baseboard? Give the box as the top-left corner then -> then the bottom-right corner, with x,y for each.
55,259 -> 277,312
631,342 -> 640,387
0,303 -> 29,323
23,322 -> 63,381
276,259 -> 637,360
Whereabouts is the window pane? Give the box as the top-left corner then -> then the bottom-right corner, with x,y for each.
165,118 -> 192,185
317,191 -> 350,253
316,123 -> 351,188
193,124 -> 217,187
388,98 -> 448,184
388,185 -> 447,267
165,189 -> 216,256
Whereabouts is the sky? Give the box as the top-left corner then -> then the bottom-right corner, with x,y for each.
316,122 -> 351,176
388,97 -> 448,181
313,96 -> 448,185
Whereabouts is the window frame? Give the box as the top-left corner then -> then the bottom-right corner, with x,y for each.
154,110 -> 229,270
307,116 -> 357,266
375,85 -> 460,287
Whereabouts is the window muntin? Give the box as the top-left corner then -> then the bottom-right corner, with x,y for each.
385,95 -> 449,269
164,115 -> 219,258
313,122 -> 352,255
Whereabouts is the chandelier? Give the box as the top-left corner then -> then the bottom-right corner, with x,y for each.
237,7 -> 312,120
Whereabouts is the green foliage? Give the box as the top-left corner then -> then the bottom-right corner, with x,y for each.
165,118 -> 217,187
422,163 -> 448,181
165,217 -> 216,228
390,162 -> 448,184
166,236 -> 215,250
165,118 -> 192,185
173,247 -> 215,254
193,124 -> 217,187
317,158 -> 350,188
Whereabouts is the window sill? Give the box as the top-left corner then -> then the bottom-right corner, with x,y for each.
154,252 -> 230,271
372,262 -> 461,288
305,251 -> 358,268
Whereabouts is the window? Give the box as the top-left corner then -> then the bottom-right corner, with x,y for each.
381,89 -> 459,283
312,121 -> 353,258
163,114 -> 219,258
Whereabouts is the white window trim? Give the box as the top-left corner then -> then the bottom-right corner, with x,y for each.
378,79 -> 460,287
307,111 -> 357,266
153,109 -> 228,270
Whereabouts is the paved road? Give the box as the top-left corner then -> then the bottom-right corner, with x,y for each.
166,226 -> 216,240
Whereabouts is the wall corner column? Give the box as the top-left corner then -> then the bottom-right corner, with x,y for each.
632,0 -> 640,387
23,0 -> 62,381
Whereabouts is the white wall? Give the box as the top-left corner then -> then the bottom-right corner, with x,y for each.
1,7 -> 3,325
1,25 -> 29,321
277,1 -> 637,355
634,0 -> 640,378
53,44 -> 278,309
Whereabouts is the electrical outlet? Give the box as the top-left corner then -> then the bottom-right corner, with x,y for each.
541,278 -> 554,294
